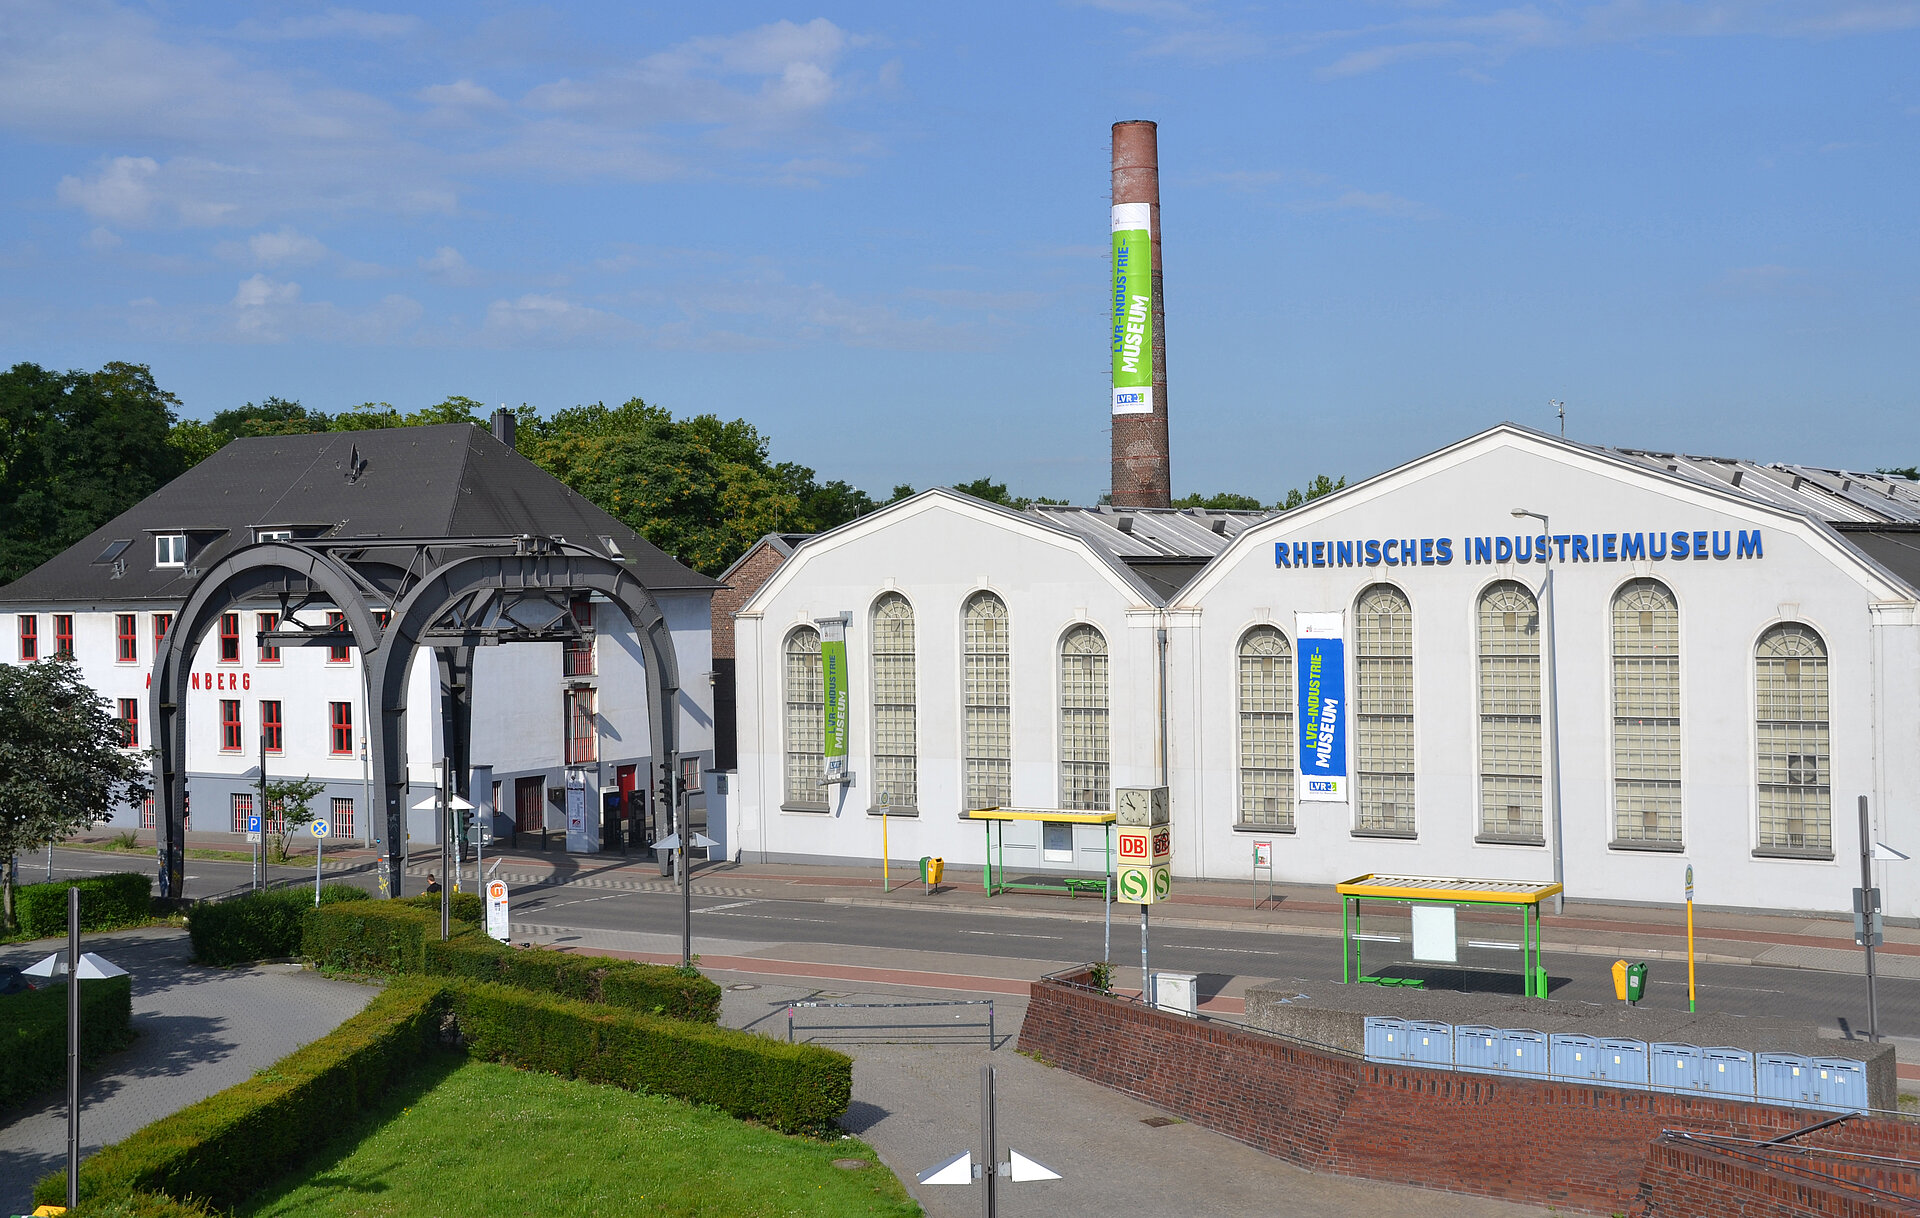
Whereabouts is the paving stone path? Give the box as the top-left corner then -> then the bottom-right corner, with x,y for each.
0,927 -> 377,1214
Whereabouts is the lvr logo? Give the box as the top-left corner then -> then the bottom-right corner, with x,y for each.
1308,780 -> 1336,793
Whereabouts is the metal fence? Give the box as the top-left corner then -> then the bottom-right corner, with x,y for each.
786,999 -> 996,1049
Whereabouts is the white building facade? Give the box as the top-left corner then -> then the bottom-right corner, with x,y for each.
733,427 -> 1920,919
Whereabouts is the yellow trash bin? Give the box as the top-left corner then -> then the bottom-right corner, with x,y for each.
925,857 -> 944,886
1611,958 -> 1630,1002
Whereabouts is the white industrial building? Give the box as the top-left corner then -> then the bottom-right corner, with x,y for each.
0,419 -> 716,852
730,425 -> 1919,919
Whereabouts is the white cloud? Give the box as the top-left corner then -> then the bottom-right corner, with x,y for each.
235,8 -> 423,42
57,156 -> 158,224
482,293 -> 639,344
83,226 -> 122,252
218,274 -> 423,342
419,246 -> 478,285
243,227 -> 329,267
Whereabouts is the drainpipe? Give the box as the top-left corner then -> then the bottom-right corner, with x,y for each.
1156,623 -> 1169,786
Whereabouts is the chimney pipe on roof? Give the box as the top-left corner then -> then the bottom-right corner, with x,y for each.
1110,120 -> 1172,509
490,406 -> 517,449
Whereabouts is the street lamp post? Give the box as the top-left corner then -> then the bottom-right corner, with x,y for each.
1512,508 -> 1566,915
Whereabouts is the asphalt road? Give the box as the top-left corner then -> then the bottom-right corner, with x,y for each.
44,848 -> 1919,1039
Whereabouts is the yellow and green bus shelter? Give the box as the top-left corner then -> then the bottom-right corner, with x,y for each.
966,808 -> 1117,897
1336,873 -> 1564,998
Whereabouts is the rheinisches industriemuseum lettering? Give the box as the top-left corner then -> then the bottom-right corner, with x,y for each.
1273,529 -> 1764,570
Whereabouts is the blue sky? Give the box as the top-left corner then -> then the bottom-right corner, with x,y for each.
3,2 -> 1916,503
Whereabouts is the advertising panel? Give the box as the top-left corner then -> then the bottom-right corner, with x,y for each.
819,615 -> 850,784
1296,612 -> 1348,802
1110,202 -> 1154,416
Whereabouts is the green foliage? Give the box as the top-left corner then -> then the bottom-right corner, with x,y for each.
0,361 -> 186,585
446,980 -> 850,1135
261,775 -> 325,863
69,1192 -> 216,1218
171,394 -> 487,462
303,901 -> 721,1022
0,656 -> 153,929
1279,473 -> 1347,510
1174,474 -> 1346,512
394,889 -> 483,926
0,975 -> 135,1108
1878,465 -> 1919,480
37,979 -> 445,1212
15,872 -> 153,938
187,885 -> 368,966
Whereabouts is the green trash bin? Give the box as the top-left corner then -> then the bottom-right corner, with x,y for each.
1625,962 -> 1649,1005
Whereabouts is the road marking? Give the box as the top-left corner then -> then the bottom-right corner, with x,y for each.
697,900 -> 759,913
960,930 -> 1064,941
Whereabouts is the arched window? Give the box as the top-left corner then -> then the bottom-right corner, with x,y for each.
784,627 -> 825,808
1477,581 -> 1543,843
1238,626 -> 1294,830
1611,579 -> 1681,845
1756,623 -> 1830,854
964,592 -> 1011,810
1354,584 -> 1414,835
871,594 -> 917,811
1059,625 -> 1110,811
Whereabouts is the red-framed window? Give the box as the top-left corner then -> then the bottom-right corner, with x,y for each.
116,698 -> 139,747
219,612 -> 240,662
257,612 -> 280,662
564,687 -> 596,764
116,614 -> 138,663
230,792 -> 253,833
153,612 -> 172,652
327,611 -> 349,663
18,615 -> 37,662
260,700 -> 283,753
329,701 -> 353,755
330,796 -> 355,838
563,597 -> 595,676
53,614 -> 73,658
140,796 -> 155,829
219,699 -> 242,751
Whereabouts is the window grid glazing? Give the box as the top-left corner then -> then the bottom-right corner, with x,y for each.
1238,627 -> 1294,829
784,628 -> 826,807
964,593 -> 1011,811
1756,623 -> 1830,852
1612,579 -> 1682,844
871,594 -> 917,809
1354,585 -> 1415,834
1478,581 -> 1543,842
1059,625 -> 1110,811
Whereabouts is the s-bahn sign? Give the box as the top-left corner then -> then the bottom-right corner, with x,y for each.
1116,823 -> 1171,906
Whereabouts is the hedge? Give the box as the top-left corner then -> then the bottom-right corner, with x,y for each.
445,980 -> 850,1135
187,884 -> 368,967
395,890 -> 483,925
35,979 -> 443,1212
303,902 -> 721,1023
0,976 -> 135,1108
16,872 -> 153,938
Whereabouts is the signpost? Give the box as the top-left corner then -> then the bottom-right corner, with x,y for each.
1684,864 -> 1696,1013
917,1065 -> 1059,1216
486,877 -> 510,942
1253,840 -> 1274,910
1114,786 -> 1170,1007
311,819 -> 331,905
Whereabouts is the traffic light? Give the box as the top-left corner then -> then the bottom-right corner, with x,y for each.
658,759 -> 675,811
456,805 -> 475,844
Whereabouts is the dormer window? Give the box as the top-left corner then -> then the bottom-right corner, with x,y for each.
256,529 -> 293,543
156,534 -> 187,567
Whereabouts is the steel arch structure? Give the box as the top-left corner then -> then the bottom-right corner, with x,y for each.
149,536 -> 681,901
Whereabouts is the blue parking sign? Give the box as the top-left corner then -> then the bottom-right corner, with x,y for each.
248,813 -> 261,833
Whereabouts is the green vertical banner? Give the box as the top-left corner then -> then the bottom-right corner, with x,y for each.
1110,201 -> 1154,416
819,615 -> 850,784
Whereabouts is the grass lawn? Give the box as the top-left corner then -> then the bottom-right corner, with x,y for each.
241,1056 -> 922,1218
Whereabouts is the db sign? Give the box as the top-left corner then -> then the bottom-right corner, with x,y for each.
1117,864 -> 1171,905
1116,825 -> 1170,865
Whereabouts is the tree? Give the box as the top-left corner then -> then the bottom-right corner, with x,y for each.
0,657 -> 151,928
1173,491 -> 1266,511
265,775 -> 326,864
0,362 -> 187,586
1877,466 -> 1919,480
1278,474 -> 1347,511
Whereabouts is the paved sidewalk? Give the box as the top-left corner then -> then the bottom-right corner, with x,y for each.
0,928 -> 378,1215
712,967 -> 1544,1217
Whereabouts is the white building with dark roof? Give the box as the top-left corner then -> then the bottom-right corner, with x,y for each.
0,417 -> 716,853
730,425 -> 1919,920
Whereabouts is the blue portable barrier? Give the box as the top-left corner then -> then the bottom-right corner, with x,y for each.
1598,1038 -> 1650,1089
1406,1020 -> 1453,1067
1811,1057 -> 1869,1113
1701,1047 -> 1755,1098
1757,1052 -> 1813,1107
1364,1017 -> 1409,1063
1499,1028 -> 1549,1077
1550,1033 -> 1600,1081
1454,1025 -> 1503,1074
1651,1043 -> 1704,1092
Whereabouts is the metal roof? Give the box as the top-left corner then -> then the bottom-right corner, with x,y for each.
1024,504 -> 1269,559
0,423 -> 715,605
1335,873 -> 1565,905
1601,448 -> 1920,525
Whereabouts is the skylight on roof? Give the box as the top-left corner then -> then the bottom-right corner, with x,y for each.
93,539 -> 132,565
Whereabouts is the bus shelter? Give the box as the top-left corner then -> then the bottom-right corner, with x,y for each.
966,809 -> 1116,897
1337,874 -> 1563,998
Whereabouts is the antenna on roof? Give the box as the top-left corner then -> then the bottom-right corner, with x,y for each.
1551,399 -> 1565,438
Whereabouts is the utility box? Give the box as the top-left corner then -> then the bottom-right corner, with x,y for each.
1500,1028 -> 1549,1077
1150,971 -> 1197,1016
1757,1052 -> 1813,1107
1551,1033 -> 1600,1082
1454,1025 -> 1503,1075
1810,1057 -> 1870,1112
1701,1047 -> 1755,1097
1598,1038 -> 1650,1088
1407,1020 -> 1453,1067
1365,1017 -> 1409,1063
1652,1043 -> 1704,1092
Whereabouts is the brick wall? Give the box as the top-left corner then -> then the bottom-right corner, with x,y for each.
1637,1136 -> 1919,1218
711,540 -> 789,660
1018,975 -> 1920,1216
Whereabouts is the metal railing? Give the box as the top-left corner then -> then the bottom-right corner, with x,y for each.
786,999 -> 996,1049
